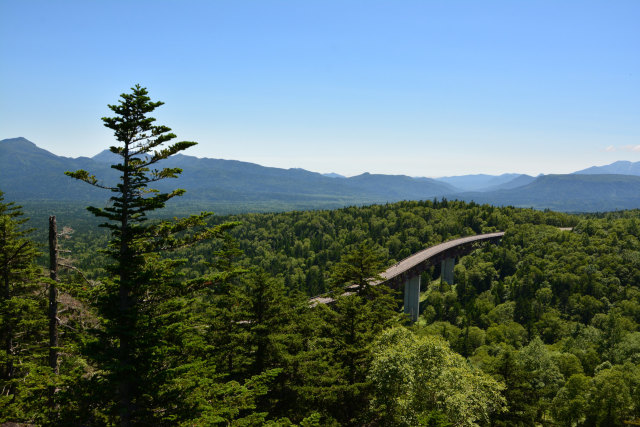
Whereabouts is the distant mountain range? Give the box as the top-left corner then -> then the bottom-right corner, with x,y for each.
0,137 -> 453,211
454,174 -> 640,212
435,173 -> 527,192
2,137 -> 640,213
572,160 -> 640,176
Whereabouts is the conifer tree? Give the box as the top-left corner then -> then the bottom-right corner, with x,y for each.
66,85 -> 234,425
204,235 -> 249,379
310,242 -> 401,424
152,237 -> 280,425
0,192 -> 48,423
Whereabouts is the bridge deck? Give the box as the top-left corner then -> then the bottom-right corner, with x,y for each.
310,231 -> 505,305
379,232 -> 505,283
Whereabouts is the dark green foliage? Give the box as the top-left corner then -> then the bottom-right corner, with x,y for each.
330,241 -> 386,296
0,192 -> 48,423
300,244 -> 401,425
65,85 -> 237,424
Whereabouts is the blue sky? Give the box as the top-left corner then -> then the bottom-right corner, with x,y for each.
1,0 -> 639,177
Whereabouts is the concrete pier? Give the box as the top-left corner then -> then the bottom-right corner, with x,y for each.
441,257 -> 455,284
310,232 -> 506,323
403,275 -> 421,322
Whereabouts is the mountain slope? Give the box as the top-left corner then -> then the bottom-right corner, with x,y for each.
4,138 -> 640,213
483,174 -> 536,191
0,138 -> 454,209
573,160 -> 640,176
0,137 -> 116,201
435,173 -> 523,191
458,174 -> 640,211
143,153 -> 456,202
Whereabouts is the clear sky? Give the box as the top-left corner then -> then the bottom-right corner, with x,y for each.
1,0 -> 639,177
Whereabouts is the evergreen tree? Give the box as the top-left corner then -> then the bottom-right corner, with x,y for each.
204,235 -> 249,380
309,242 -> 401,424
330,240 -> 386,298
66,85 -> 235,425
0,192 -> 48,423
242,268 -> 302,417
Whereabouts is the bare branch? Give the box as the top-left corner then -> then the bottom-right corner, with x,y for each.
58,263 -> 93,285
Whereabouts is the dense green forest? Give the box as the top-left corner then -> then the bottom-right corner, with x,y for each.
2,87 -> 640,426
4,195 -> 640,425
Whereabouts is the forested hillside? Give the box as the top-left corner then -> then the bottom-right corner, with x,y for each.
2,86 -> 639,426
3,194 -> 640,425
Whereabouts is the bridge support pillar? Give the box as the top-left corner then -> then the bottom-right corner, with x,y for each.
403,274 -> 421,322
441,257 -> 455,284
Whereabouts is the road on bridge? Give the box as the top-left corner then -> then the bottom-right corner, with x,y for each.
379,231 -> 505,284
310,231 -> 505,306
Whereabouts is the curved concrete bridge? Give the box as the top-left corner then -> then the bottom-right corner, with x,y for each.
380,232 -> 504,321
311,232 -> 505,321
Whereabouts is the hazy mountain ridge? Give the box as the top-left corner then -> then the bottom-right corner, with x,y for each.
0,138 -> 453,208
483,174 -> 536,191
0,137 -> 116,200
573,160 -> 640,176
434,173 -> 524,192
456,174 -> 640,212
2,137 -> 640,212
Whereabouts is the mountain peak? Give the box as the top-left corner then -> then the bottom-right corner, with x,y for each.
1,137 -> 37,147
0,137 -> 55,158
573,160 -> 640,176
323,172 -> 345,179
92,149 -> 119,163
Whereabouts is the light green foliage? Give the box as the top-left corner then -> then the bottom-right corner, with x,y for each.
589,363 -> 640,426
516,337 -> 564,417
486,301 -> 515,325
422,321 -> 462,348
551,373 -> 593,426
486,321 -> 528,348
612,331 -> 640,364
561,325 -> 603,376
369,327 -> 506,426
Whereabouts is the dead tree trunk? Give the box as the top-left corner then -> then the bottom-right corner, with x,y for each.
48,215 -> 59,402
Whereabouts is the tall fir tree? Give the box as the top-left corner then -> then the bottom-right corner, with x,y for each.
307,242 -> 401,424
66,85 -> 235,425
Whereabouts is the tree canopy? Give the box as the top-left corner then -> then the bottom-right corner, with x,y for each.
1,86 -> 640,425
